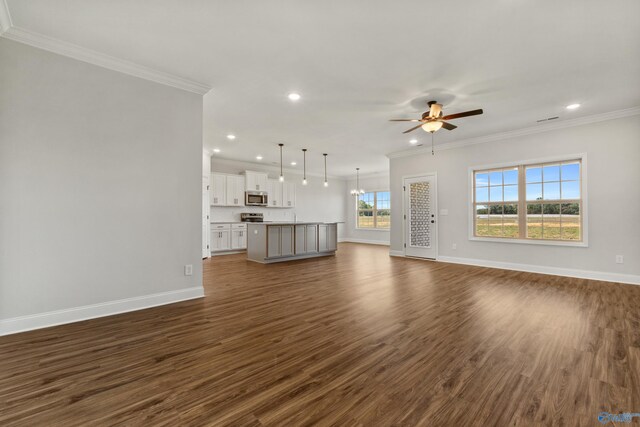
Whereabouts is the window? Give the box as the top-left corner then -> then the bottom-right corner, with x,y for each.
357,191 -> 390,229
472,158 -> 583,243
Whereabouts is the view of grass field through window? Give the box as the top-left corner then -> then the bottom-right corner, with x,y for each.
474,160 -> 581,241
358,191 -> 390,229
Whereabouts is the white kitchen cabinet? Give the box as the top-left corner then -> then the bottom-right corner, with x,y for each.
282,182 -> 296,208
210,174 -> 226,206
295,224 -> 318,254
267,225 -> 294,257
267,179 -> 283,207
211,224 -> 231,252
318,223 -> 337,252
243,171 -> 269,192
231,224 -> 247,250
226,175 -> 245,206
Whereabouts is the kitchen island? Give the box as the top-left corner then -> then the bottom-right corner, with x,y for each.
247,222 -> 338,263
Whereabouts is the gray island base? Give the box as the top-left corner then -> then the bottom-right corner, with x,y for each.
247,222 -> 338,264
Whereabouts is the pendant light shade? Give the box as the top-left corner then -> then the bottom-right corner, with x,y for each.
323,153 -> 328,187
350,168 -> 365,196
278,143 -> 284,182
302,149 -> 308,185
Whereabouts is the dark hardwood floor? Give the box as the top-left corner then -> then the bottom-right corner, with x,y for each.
1,243 -> 639,426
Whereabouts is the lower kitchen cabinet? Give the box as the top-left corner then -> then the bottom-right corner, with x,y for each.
267,225 -> 295,258
231,224 -> 247,250
211,223 -> 247,253
295,224 -> 318,254
211,225 -> 231,252
318,223 -> 337,252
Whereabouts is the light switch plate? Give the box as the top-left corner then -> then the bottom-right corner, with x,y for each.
184,264 -> 193,276
440,209 -> 449,216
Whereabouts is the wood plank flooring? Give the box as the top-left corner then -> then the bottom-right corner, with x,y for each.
1,243 -> 639,426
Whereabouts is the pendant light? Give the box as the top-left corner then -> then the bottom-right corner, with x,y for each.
350,168 -> 365,196
278,143 -> 284,182
323,153 -> 328,187
302,149 -> 308,185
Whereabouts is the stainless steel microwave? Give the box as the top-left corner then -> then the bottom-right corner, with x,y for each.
245,191 -> 268,206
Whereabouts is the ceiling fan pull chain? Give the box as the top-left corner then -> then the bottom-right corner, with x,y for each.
431,132 -> 434,156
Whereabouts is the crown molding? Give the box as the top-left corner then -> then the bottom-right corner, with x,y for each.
0,0 -> 12,33
387,106 -> 640,159
1,25 -> 211,95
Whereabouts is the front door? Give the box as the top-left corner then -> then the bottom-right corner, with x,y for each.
404,175 -> 437,259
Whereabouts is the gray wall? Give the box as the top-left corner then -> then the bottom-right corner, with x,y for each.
0,39 -> 204,320
389,115 -> 640,277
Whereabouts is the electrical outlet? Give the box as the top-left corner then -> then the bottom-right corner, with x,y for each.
440,209 -> 449,216
615,255 -> 624,264
184,264 -> 193,276
452,243 -> 457,250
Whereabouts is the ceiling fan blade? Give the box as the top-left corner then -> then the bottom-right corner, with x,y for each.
389,119 -> 421,122
441,109 -> 484,121
429,103 -> 442,118
402,123 -> 424,134
441,121 -> 457,131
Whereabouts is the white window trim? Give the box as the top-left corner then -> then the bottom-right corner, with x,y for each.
355,189 -> 391,231
467,153 -> 588,247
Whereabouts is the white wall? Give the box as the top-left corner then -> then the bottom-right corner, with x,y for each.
345,174 -> 390,245
0,39 -> 204,330
210,158 -> 348,237
389,114 -> 640,282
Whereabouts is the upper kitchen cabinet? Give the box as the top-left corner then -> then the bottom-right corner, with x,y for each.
210,174 -> 226,206
210,173 -> 244,206
243,171 -> 268,192
267,179 -> 283,207
225,175 -> 245,206
283,182 -> 296,208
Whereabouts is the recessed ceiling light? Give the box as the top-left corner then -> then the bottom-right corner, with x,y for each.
213,148 -> 221,153
226,134 -> 236,140
288,93 -> 301,101
290,161 -> 297,166
566,103 -> 581,110
256,155 -> 263,160
410,139 -> 418,144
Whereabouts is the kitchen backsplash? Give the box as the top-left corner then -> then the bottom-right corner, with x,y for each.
210,205 -> 296,223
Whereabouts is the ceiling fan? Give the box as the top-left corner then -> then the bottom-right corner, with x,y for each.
390,101 -> 483,134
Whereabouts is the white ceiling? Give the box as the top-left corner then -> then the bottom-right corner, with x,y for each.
5,0 -> 640,176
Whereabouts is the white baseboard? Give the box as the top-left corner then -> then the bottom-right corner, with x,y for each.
389,250 -> 405,257
210,250 -> 246,256
339,238 -> 390,246
437,256 -> 640,286
0,286 -> 205,336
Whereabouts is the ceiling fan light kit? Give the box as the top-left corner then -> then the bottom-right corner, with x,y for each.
422,121 -> 443,133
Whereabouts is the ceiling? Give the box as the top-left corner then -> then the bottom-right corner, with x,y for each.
5,0 -> 640,176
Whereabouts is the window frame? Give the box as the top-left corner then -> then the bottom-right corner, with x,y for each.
468,154 -> 588,247
356,190 -> 391,230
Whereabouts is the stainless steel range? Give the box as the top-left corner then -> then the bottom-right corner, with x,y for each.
240,212 -> 264,222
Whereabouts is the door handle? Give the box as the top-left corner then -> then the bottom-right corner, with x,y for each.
430,220 -> 435,223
